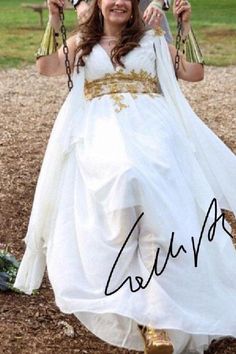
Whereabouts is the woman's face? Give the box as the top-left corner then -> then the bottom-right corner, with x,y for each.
98,0 -> 132,28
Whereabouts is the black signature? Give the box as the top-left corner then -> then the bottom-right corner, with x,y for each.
104,198 -> 233,296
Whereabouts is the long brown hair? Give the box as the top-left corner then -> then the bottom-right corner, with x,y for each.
73,0 -> 145,71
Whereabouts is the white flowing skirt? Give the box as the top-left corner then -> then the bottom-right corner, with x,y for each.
45,92 -> 236,354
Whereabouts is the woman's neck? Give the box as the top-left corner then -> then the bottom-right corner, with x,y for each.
103,23 -> 124,38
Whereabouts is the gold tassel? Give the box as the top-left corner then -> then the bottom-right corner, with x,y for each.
35,20 -> 59,59
181,27 -> 205,64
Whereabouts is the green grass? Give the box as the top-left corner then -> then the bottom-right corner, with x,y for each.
167,0 -> 236,66
0,0 -> 76,69
0,0 -> 236,69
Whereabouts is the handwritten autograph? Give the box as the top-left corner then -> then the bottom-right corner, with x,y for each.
104,198 -> 233,296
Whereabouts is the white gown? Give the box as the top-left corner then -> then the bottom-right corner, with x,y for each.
14,30 -> 236,354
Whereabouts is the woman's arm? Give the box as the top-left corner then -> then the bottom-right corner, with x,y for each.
36,0 -> 77,76
168,44 -> 204,82
169,0 -> 204,82
36,34 -> 77,76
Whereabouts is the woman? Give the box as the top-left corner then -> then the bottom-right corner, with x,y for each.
14,0 -> 236,353
71,0 -> 173,43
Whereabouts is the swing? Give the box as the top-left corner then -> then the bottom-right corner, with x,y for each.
58,6 -> 74,91
174,15 -> 183,79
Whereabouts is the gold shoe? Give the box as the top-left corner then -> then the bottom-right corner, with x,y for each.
138,324 -> 174,354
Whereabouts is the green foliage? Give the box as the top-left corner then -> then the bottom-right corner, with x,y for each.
0,0 -> 76,69
166,0 -> 236,66
0,246 -> 21,292
0,246 -> 39,294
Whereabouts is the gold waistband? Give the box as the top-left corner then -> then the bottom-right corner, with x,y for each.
84,69 -> 160,100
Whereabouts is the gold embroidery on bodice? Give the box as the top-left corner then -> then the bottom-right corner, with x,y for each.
84,69 -> 161,112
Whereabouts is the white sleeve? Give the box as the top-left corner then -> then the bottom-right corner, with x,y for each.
153,33 -> 236,217
13,66 -> 86,294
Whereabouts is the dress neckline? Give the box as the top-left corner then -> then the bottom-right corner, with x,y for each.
95,32 -> 149,72
96,43 -> 122,71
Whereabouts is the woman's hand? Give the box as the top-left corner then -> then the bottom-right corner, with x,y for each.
143,1 -> 164,29
47,0 -> 65,32
173,0 -> 191,22
173,0 -> 191,36
48,0 -> 65,16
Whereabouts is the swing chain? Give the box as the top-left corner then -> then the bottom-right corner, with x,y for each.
59,7 -> 74,91
174,15 -> 182,80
